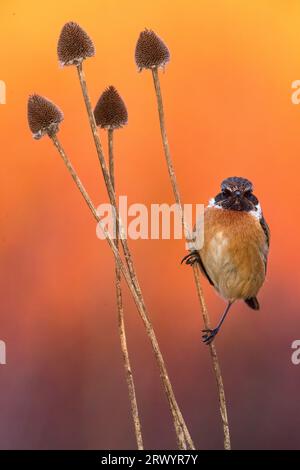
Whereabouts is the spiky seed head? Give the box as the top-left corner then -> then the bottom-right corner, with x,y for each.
94,86 -> 128,129
27,94 -> 64,140
135,29 -> 170,70
57,21 -> 95,66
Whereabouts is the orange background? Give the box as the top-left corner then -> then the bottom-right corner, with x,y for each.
1,0 -> 300,449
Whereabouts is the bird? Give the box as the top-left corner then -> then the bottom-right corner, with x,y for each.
182,176 -> 270,344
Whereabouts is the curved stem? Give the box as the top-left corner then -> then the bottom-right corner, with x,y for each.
192,264 -> 231,450
76,62 -> 194,449
50,132 -> 194,450
108,128 -> 144,450
151,66 -> 231,450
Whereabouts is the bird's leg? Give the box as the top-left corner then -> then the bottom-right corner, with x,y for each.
181,250 -> 201,266
202,301 -> 234,345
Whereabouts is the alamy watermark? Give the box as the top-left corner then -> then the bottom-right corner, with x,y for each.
0,80 -> 6,104
291,340 -> 300,365
0,340 -> 6,365
95,197 -> 204,250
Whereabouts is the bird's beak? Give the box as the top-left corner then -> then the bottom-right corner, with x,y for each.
232,191 -> 242,207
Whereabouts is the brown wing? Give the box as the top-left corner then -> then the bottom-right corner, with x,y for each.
198,252 -> 215,286
260,215 -> 270,247
181,250 -> 215,286
259,215 -> 270,272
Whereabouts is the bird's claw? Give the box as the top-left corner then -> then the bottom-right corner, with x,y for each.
202,328 -> 219,345
181,251 -> 201,266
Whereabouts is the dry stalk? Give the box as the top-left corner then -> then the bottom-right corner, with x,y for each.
108,128 -> 144,450
50,132 -> 194,450
151,66 -> 231,450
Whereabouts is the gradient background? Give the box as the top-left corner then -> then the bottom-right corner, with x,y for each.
0,0 -> 300,450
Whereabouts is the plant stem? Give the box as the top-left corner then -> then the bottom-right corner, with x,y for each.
76,65 -> 148,324
50,132 -> 194,450
192,263 -> 231,449
151,66 -> 231,450
108,128 -> 144,450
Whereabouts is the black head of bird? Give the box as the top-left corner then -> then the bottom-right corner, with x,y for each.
214,176 -> 259,213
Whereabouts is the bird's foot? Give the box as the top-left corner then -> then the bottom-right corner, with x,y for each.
202,327 -> 219,345
181,251 -> 201,266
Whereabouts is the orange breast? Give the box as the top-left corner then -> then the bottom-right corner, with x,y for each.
199,207 -> 268,301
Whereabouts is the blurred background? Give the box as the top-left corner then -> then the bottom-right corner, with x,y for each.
0,0 -> 300,450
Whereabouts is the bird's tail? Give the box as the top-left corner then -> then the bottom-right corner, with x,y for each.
245,297 -> 260,310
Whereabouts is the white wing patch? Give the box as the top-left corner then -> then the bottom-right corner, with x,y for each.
249,203 -> 262,220
208,198 -> 222,209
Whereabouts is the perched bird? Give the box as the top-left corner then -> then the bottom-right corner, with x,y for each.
182,177 -> 270,344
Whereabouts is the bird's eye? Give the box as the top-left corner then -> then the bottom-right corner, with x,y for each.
244,190 -> 252,198
222,189 -> 231,197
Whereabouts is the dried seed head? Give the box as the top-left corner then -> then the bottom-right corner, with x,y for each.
135,29 -> 170,70
57,21 -> 95,66
27,94 -> 64,140
94,86 -> 128,129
